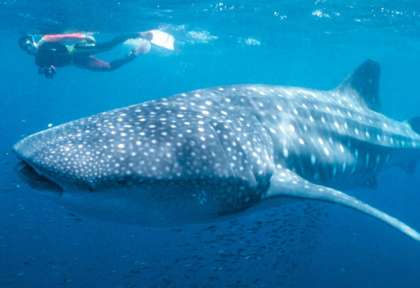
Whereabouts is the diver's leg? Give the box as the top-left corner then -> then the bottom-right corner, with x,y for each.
74,39 -> 150,71
74,31 -> 153,56
88,33 -> 140,54
73,56 -> 111,71
104,39 -> 150,70
74,54 -> 137,71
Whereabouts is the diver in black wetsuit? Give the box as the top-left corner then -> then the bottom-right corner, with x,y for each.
18,32 -> 152,79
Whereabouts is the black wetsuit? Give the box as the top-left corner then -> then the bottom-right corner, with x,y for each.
35,33 -> 139,71
35,41 -> 72,67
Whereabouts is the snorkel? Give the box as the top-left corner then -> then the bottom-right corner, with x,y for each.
18,35 -> 38,56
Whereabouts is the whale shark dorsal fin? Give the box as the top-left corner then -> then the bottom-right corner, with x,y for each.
408,116 -> 420,135
337,59 -> 381,112
266,168 -> 420,242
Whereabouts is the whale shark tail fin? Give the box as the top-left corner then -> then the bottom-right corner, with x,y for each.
338,59 -> 381,112
267,168 -> 420,242
408,116 -> 420,135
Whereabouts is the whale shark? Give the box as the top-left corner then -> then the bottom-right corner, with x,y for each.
14,60 -> 420,241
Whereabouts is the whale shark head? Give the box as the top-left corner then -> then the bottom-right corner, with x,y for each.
14,97 -> 273,225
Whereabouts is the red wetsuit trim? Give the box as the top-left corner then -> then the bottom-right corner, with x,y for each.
42,33 -> 88,42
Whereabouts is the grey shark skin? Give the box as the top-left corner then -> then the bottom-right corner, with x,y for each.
14,60 -> 420,241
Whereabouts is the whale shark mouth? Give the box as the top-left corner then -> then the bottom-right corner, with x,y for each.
16,161 -> 63,194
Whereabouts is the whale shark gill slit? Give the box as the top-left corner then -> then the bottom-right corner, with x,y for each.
337,59 -> 381,112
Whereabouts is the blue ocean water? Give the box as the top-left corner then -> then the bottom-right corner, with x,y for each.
1,1 -> 420,287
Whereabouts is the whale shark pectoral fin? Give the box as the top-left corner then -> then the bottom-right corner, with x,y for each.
266,168 -> 420,242
337,59 -> 381,112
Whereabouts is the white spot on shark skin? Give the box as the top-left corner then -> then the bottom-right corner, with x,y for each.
288,124 -> 296,133
334,121 -> 340,129
283,147 -> 289,158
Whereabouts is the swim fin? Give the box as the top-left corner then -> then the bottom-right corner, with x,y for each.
148,29 -> 175,51
125,30 -> 175,51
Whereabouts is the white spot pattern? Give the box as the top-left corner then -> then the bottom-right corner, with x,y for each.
15,84 -> 420,213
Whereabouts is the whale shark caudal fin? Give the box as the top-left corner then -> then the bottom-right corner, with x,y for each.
337,59 -> 381,112
266,168 -> 420,242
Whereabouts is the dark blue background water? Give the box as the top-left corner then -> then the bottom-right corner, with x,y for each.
1,1 -> 420,287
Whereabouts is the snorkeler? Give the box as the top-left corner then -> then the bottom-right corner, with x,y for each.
18,32 -> 153,79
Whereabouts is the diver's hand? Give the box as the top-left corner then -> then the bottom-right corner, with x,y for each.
38,65 -> 56,79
